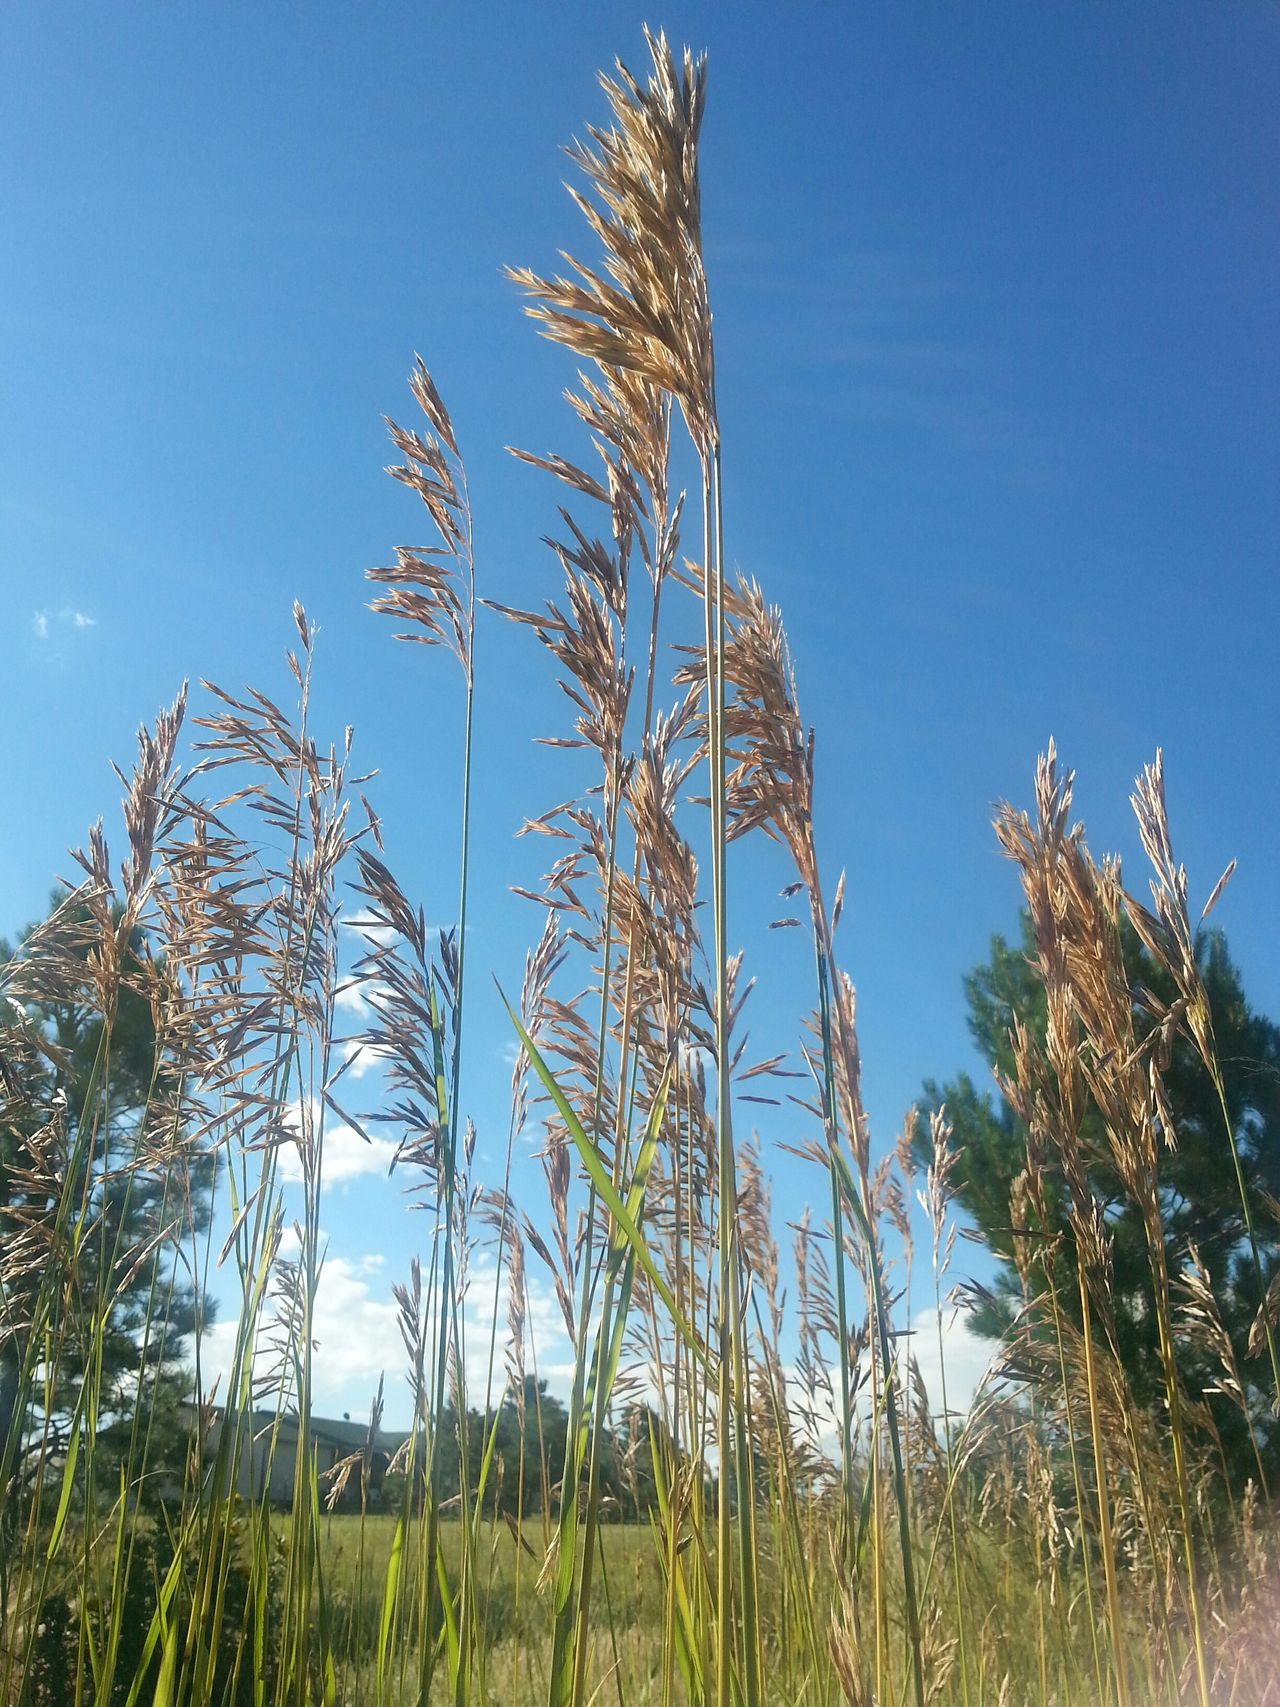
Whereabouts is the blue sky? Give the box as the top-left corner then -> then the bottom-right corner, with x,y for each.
3,3 -> 1278,1423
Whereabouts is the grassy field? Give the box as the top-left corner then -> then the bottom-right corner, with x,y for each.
1,25 -> 1278,1707
318,1519 -> 667,1705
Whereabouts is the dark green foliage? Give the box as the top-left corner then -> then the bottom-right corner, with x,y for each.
25,1515 -> 286,1707
403,1380 -> 662,1522
921,913 -> 1280,1491
0,891 -> 214,1502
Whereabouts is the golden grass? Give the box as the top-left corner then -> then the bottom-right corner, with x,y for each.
1,27 -> 1278,1707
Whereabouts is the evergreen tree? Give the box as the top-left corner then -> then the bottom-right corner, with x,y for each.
920,913 -> 1280,1491
0,891 -> 213,1499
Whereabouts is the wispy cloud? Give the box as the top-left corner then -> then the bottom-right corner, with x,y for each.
342,911 -> 445,949
33,606 -> 96,640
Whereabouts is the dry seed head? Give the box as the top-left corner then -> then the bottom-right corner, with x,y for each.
1129,749 -> 1229,1074
1248,1269 -> 1280,1364
507,32 -> 716,457
919,1106 -> 960,1269
113,685 -> 189,930
489,534 -> 633,769
511,909 -> 567,1138
505,1210 -> 529,1418
1178,1242 -> 1249,1415
368,359 -> 473,679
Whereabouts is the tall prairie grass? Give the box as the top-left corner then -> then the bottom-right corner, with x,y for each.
1,30 -> 1277,1707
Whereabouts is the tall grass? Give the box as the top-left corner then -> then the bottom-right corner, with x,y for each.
1,29 -> 1278,1707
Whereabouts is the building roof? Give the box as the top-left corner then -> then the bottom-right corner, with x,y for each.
198,1405 -> 412,1456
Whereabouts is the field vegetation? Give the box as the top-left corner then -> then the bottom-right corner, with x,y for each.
1,30 -> 1277,1707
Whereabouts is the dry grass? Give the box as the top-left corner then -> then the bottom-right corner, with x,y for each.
1,27 -> 1278,1707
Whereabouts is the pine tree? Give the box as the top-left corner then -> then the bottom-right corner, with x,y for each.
921,914 -> 1280,1492
0,891 -> 213,1502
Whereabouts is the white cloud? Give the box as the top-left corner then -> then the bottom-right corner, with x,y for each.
342,910 -> 399,949
274,1098 -> 398,1186
331,982 -> 396,1083
334,981 -> 372,1018
292,1121 -> 397,1185
67,608 -> 95,630
198,1250 -> 405,1416
32,611 -> 48,639
761,1307 -> 1001,1467
335,1038 -> 380,1083
907,1304 -> 1001,1418
198,1244 -> 574,1427
308,1253 -> 407,1388
455,1256 -> 573,1408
